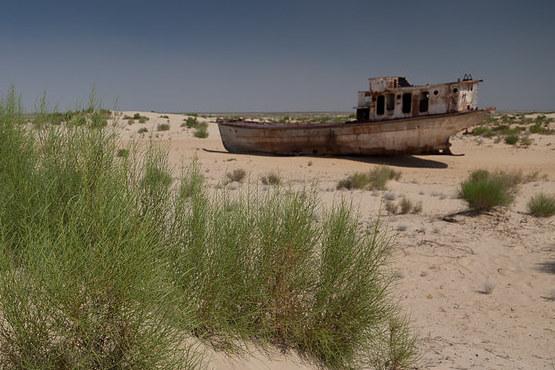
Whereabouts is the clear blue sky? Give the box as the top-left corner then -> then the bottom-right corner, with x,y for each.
1,0 -> 554,112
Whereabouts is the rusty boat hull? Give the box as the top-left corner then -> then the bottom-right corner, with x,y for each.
217,110 -> 488,156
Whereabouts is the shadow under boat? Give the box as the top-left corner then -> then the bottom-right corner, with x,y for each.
202,149 -> 448,169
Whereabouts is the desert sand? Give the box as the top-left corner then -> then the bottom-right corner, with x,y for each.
118,112 -> 555,369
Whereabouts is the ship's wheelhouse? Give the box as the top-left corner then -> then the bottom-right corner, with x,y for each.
356,76 -> 481,122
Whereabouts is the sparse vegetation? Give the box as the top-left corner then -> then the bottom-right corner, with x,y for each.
400,197 -> 422,214
125,113 -> 150,124
471,126 -> 494,137
469,113 -> 554,144
29,90 -> 111,129
519,135 -> 533,146
225,168 -> 247,183
528,193 -> 555,217
504,134 -> 518,145
261,172 -> 281,186
385,200 -> 398,215
182,116 -> 208,137
0,89 -> 416,370
116,148 -> 129,158
157,123 -> 170,131
529,115 -> 554,134
193,122 -> 209,138
337,166 -> 401,191
459,170 -> 523,211
184,116 -> 198,128
138,127 -> 148,134
480,280 -> 495,295
385,197 -> 422,215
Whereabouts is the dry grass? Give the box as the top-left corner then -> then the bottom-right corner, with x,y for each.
386,197 -> 422,215
225,168 -> 247,183
528,193 -> 555,217
157,123 -> 170,131
337,166 -> 401,191
261,172 -> 281,186
480,280 -> 495,295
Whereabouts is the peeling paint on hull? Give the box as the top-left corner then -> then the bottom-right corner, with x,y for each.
218,111 -> 488,156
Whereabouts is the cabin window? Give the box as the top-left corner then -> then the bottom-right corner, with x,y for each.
402,93 -> 412,114
376,95 -> 385,116
356,108 -> 369,122
386,94 -> 395,112
419,91 -> 429,113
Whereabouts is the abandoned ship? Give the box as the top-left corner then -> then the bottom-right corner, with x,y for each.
217,75 -> 488,155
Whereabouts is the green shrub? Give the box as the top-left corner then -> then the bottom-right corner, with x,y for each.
337,166 -> 401,191
90,111 -> 108,128
529,123 -> 553,134
116,148 -> 129,158
504,134 -> 518,145
459,170 -> 520,211
178,161 -> 204,199
171,191 -> 417,369
129,113 -> 149,124
185,116 -> 198,128
528,193 -> 555,217
0,90 -> 416,370
471,126 -> 494,137
68,112 -> 87,126
493,125 -> 522,136
0,103 -> 196,369
193,122 -> 209,138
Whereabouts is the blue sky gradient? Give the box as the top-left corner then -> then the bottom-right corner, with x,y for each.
1,0 -> 554,112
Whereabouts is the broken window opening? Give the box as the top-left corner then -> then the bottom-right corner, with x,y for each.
356,108 -> 370,122
419,91 -> 429,113
376,95 -> 385,116
402,93 -> 412,114
386,94 -> 395,112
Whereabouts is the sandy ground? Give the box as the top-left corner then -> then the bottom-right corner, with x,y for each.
119,112 -> 555,369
